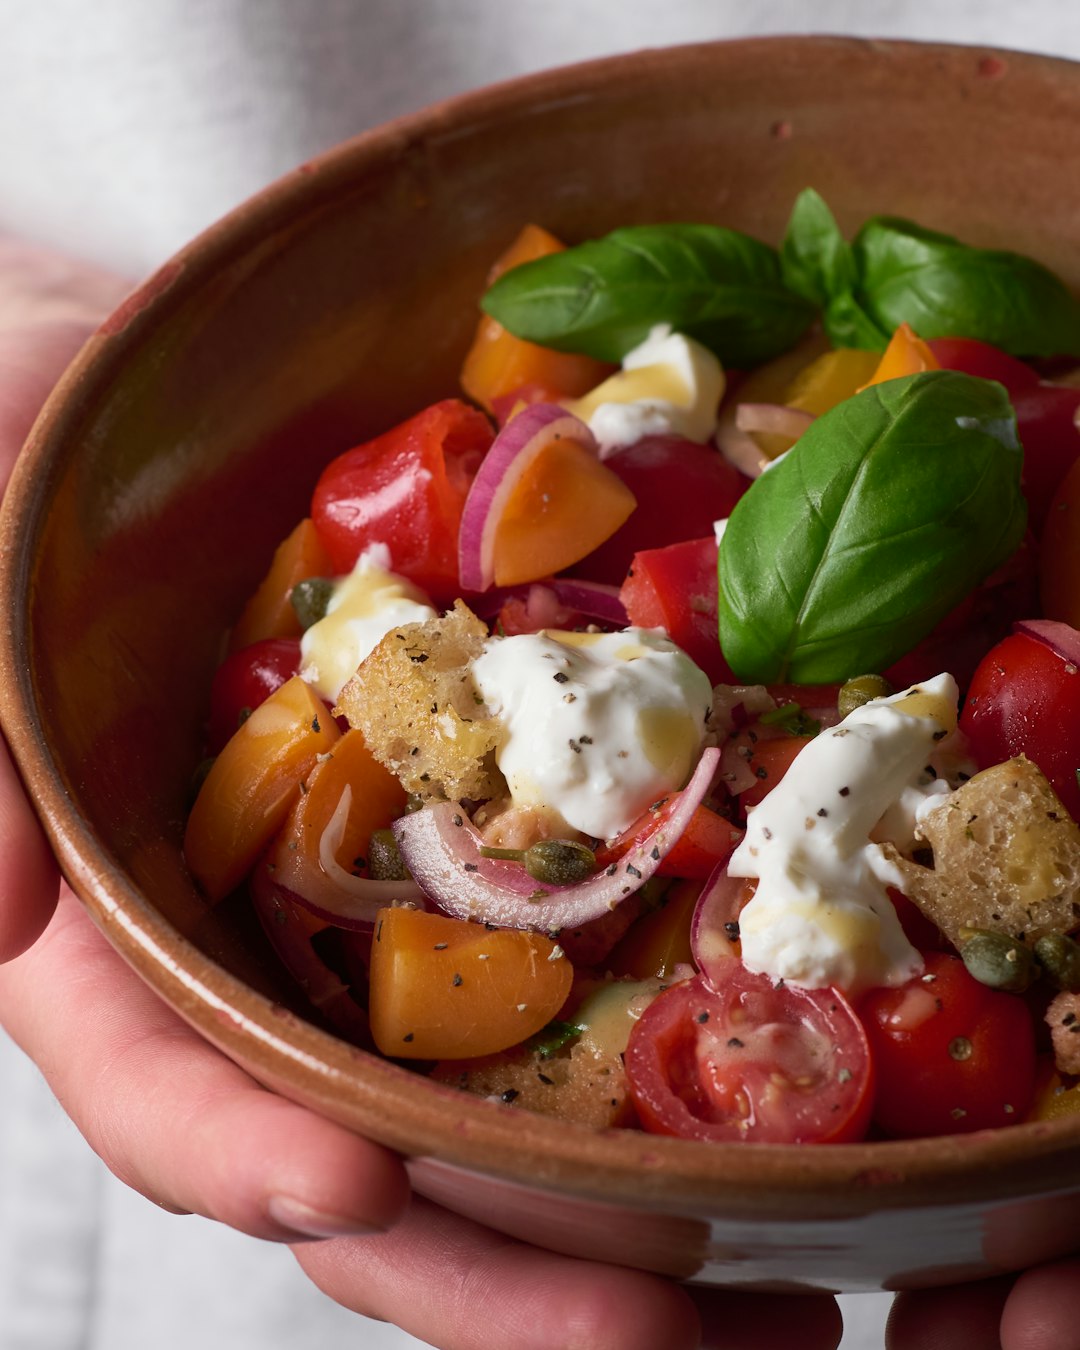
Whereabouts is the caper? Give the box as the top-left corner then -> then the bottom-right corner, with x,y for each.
523,839 -> 597,886
960,929 -> 1036,993
480,839 -> 597,886
1034,932 -> 1080,992
290,576 -> 336,629
837,674 -> 893,720
368,828 -> 411,881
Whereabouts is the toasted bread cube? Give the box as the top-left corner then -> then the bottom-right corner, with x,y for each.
892,756 -> 1080,947
335,600 -> 503,802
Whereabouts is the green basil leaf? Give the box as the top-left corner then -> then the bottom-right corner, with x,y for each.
853,217 -> 1080,358
480,224 -> 816,367
718,370 -> 1026,684
780,188 -> 858,308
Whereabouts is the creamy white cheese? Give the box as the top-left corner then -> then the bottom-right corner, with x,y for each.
472,627 -> 712,841
565,325 -> 725,457
728,673 -> 962,997
299,549 -> 436,702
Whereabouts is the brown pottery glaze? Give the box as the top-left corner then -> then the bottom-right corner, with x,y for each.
3,37 -> 1080,1292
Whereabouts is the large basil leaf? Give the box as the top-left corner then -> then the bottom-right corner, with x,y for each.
480,224 -> 816,367
718,370 -> 1026,684
854,217 -> 1080,358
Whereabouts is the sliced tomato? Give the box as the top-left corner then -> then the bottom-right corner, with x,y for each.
624,970 -> 873,1143
311,399 -> 493,602
595,798 -> 741,881
860,951 -> 1036,1137
620,536 -> 733,684
206,637 -> 301,754
959,624 -> 1080,821
572,436 -> 748,586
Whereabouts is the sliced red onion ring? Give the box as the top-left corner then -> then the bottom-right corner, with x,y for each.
1015,618 -> 1080,666
549,577 -> 628,626
734,402 -> 815,440
393,747 -> 720,933
690,861 -> 749,991
270,786 -> 426,930
458,402 -> 599,593
715,412 -> 771,479
469,578 -> 629,630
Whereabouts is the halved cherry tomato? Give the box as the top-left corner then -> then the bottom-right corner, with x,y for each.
860,951 -> 1036,1137
572,436 -> 748,586
207,637 -> 301,754
959,624 -> 1080,821
625,969 -> 873,1143
929,336 -> 1080,532
620,536 -> 734,685
736,734 -> 813,811
368,906 -> 573,1059
595,799 -> 741,881
311,399 -> 493,602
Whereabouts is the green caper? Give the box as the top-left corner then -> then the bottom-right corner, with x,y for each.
1034,932 -> 1080,992
959,929 -> 1036,993
290,576 -> 336,629
837,674 -> 893,720
480,839 -> 597,886
523,839 -> 597,886
368,828 -> 411,881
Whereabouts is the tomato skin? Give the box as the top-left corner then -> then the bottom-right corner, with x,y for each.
959,627 -> 1080,821
929,337 -> 1080,533
573,436 -> 749,585
207,637 -> 301,753
860,952 -> 1036,1137
620,536 -> 734,684
625,970 -> 873,1143
311,399 -> 493,602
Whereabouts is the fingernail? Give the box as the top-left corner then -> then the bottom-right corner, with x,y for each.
267,1195 -> 385,1239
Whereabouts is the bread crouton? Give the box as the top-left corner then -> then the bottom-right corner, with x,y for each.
890,756 -> 1080,948
335,600 -> 504,802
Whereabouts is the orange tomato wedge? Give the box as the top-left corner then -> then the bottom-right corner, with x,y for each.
369,906 -> 573,1059
607,879 -> 702,981
492,435 -> 636,586
229,517 -> 333,651
268,728 -> 409,889
460,224 -> 612,415
185,676 -> 340,901
862,322 -> 940,389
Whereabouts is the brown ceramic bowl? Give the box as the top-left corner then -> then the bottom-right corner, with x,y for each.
4,36 -> 1080,1294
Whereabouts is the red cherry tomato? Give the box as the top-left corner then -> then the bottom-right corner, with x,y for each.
620,536 -> 734,684
929,337 -> 1080,533
959,624 -> 1080,821
860,951 -> 1036,1137
595,800 -> 742,880
311,399 -> 493,602
572,436 -> 748,585
624,969 -> 873,1143
207,637 -> 301,753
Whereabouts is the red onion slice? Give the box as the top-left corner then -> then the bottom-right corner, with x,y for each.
715,414 -> 771,479
1015,618 -> 1080,666
393,747 -> 719,933
269,786 -> 426,930
549,577 -> 628,626
458,402 -> 599,593
734,402 -> 815,439
690,862 -> 749,990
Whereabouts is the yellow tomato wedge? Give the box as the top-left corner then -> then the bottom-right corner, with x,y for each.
862,322 -> 940,388
369,906 -> 573,1059
1040,455 -> 1080,628
229,517 -> 333,651
460,224 -> 612,416
268,727 -> 408,880
491,436 -> 635,586
185,676 -> 340,901
607,880 -> 701,980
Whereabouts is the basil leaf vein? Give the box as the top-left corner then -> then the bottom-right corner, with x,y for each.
481,224 -> 816,367
718,370 -> 1026,684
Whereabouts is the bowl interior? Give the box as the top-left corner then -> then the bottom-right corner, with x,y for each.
5,34 -> 1080,1226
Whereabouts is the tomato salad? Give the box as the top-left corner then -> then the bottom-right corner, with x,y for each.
186,192 -> 1080,1143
